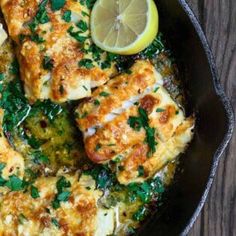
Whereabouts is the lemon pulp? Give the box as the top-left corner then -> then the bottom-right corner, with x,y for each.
91,0 -> 159,55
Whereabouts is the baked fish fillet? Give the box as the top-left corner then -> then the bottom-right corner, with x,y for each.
0,0 -> 116,103
0,174 -> 115,236
76,60 -> 195,184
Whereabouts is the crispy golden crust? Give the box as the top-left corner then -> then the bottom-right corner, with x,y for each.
76,60 -> 162,132
85,106 -> 146,163
0,0 -> 115,103
0,174 -> 115,236
82,87 -> 185,164
117,118 -> 195,184
76,63 -> 195,184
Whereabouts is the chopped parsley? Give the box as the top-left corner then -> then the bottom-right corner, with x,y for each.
31,150 -> 50,165
84,165 -> 116,190
18,213 -> 28,224
127,177 -> 164,204
0,73 -> 4,81
95,143 -> 101,151
30,34 -> 45,44
31,185 -> 40,198
80,0 -> 96,9
50,0 -> 66,11
138,166 -> 145,177
133,206 -> 148,221
76,20 -> 88,32
52,176 -> 71,209
5,175 -> 25,191
51,218 -> 60,228
99,91 -> 110,97
94,99 -> 100,106
83,85 -> 88,91
154,87 -> 159,93
82,10 -> 89,17
139,34 -> 165,59
156,108 -> 165,113
42,56 -> 54,71
86,44 -> 103,62
0,74 -> 31,137
62,10 -> 71,22
32,100 -> 63,121
0,163 -> 6,172
28,0 -> 49,32
79,59 -> 94,69
128,107 -> 157,156
57,191 -> 71,201
67,26 -> 87,43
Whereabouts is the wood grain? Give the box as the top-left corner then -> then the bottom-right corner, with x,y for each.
186,0 -> 236,235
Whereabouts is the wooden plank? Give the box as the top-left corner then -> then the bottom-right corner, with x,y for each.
186,0 -> 236,235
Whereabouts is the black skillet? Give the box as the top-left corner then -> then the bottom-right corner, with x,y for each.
137,0 -> 234,235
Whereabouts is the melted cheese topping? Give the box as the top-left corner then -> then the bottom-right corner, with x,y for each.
76,62 -> 195,184
76,60 -> 163,133
0,174 -> 116,236
0,0 -> 116,103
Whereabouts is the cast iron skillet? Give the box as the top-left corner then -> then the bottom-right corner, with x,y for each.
137,0 -> 234,235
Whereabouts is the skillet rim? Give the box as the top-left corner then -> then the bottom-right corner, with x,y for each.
175,0 -> 235,235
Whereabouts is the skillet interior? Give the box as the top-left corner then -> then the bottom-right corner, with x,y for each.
137,0 -> 234,235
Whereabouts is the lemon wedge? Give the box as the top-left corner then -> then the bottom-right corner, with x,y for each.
91,0 -> 159,55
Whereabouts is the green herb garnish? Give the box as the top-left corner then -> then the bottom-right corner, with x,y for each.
42,56 -> 54,71
5,175 -> 25,191
51,0 -> 66,11
52,176 -> 71,209
95,143 -> 101,151
30,34 -> 45,44
51,218 -> 60,228
140,34 -> 165,59
0,73 -> 4,81
99,91 -> 110,97
62,10 -> 71,22
138,166 -> 145,177
67,26 -> 87,43
94,99 -> 100,106
18,213 -> 28,224
133,206 -> 148,221
76,20 -> 88,32
80,0 -> 96,9
28,0 -> 49,32
31,185 -> 40,199
156,108 -> 165,113
79,59 -> 94,69
128,107 -> 157,156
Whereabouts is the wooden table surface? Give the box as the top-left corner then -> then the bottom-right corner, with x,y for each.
185,0 -> 236,235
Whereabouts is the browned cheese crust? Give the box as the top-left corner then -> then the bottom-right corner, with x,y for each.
76,61 -> 195,184
0,0 -> 116,103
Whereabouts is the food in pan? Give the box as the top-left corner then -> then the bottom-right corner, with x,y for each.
0,0 -> 118,103
0,0 -> 195,235
76,60 -> 194,184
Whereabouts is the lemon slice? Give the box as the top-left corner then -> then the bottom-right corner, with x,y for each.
91,0 -> 159,55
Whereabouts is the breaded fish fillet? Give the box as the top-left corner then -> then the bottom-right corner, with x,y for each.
76,60 -> 195,184
0,0 -> 116,103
